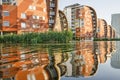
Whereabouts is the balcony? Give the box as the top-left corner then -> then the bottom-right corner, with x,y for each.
49,20 -> 54,23
50,11 -> 55,16
2,0 -> 16,5
50,3 -> 55,7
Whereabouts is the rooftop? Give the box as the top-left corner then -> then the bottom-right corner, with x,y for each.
64,3 -> 80,9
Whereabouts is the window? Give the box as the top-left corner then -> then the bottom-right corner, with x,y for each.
43,8 -> 46,12
42,16 -> 45,20
80,19 -> 84,27
40,16 -> 45,20
32,24 -> 39,28
3,11 -> 9,16
21,22 -> 26,28
21,13 -> 26,19
29,5 -> 36,10
32,15 -> 36,19
2,0 -> 7,3
3,21 -> 10,26
29,5 -> 33,10
37,16 -> 39,19
33,6 -> 36,10
32,15 -> 39,19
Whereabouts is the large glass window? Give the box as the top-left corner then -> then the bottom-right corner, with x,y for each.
3,21 -> 10,26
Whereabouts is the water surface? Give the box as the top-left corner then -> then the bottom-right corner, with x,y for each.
0,41 -> 119,80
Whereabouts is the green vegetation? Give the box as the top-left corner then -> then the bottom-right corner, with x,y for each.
94,38 -> 120,41
0,31 -> 73,44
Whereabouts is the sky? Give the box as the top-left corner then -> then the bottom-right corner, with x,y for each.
59,0 -> 120,25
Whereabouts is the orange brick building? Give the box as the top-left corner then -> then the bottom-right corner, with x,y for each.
97,19 -> 115,39
0,0 -> 49,34
0,0 -> 68,35
75,5 -> 97,40
97,19 -> 108,39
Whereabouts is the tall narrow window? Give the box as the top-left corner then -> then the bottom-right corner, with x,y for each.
3,21 -> 10,26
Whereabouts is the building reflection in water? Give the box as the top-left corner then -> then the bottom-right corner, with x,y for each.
97,41 -> 108,63
62,41 -> 116,78
111,41 -> 120,69
62,41 -> 99,77
0,41 -> 116,80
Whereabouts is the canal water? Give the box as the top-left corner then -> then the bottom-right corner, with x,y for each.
0,41 -> 120,80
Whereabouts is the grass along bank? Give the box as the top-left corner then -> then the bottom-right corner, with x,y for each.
93,38 -> 119,41
0,31 -> 73,44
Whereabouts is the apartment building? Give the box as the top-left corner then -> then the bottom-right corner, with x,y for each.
97,19 -> 107,39
0,0 -> 18,35
0,0 -> 49,34
107,25 -> 112,39
75,5 -> 97,40
63,3 -> 80,34
0,0 -> 68,35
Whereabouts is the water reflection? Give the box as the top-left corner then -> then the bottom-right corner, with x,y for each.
0,41 -> 117,80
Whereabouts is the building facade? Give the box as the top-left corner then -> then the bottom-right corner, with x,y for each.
75,5 -> 97,40
97,19 -> 107,39
63,3 -> 80,35
0,0 -> 68,35
0,0 -> 49,34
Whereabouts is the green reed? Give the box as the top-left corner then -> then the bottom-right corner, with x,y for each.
0,31 -> 73,44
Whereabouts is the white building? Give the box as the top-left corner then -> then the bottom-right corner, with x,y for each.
63,3 -> 80,34
111,14 -> 120,38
